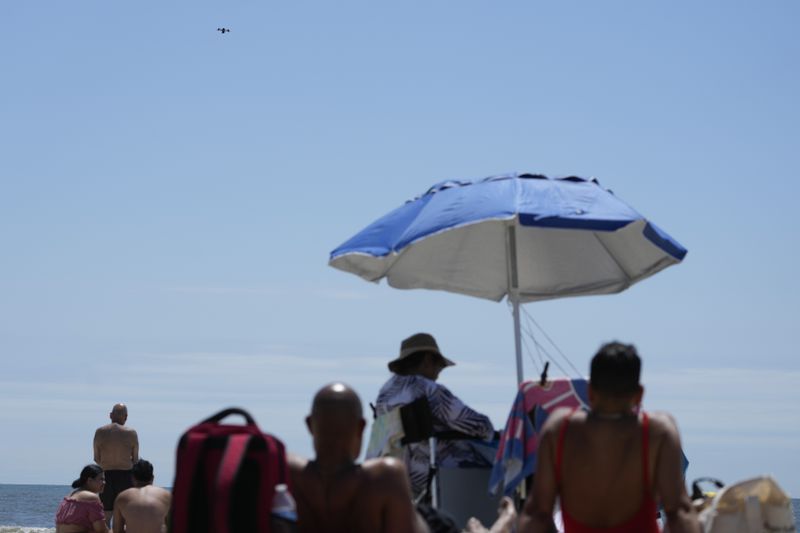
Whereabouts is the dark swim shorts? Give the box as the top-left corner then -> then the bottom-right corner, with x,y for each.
100,469 -> 133,510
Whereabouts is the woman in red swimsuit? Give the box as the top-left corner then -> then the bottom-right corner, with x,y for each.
518,342 -> 699,533
55,464 -> 109,533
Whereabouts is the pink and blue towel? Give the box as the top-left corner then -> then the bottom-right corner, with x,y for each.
489,378 -> 589,496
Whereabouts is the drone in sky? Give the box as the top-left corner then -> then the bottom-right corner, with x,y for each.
217,28 -> 231,34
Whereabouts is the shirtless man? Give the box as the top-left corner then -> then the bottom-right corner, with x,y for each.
94,403 -> 139,525
289,383 -> 427,533
518,342 -> 700,533
112,459 -> 170,533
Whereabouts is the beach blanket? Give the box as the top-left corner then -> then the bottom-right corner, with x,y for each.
489,378 -> 589,496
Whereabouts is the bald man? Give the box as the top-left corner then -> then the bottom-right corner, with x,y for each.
94,403 -> 139,525
289,383 -> 427,533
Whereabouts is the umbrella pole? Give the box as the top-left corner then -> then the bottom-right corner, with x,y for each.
512,297 -> 524,385
506,223 -> 524,386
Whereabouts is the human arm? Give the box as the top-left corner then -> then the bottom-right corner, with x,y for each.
488,496 -> 517,533
286,452 -> 306,485
414,512 -> 431,533
112,504 -> 125,533
464,509 -> 519,533
162,490 -> 172,528
652,413 -> 700,533
429,382 -> 494,440
377,458 -> 428,533
517,411 -> 563,533
85,495 -> 109,533
130,430 -> 139,463
93,430 -> 101,464
75,489 -> 109,533
164,506 -> 171,530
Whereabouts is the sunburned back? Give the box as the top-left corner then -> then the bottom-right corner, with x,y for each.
94,424 -> 138,470
290,457 -> 416,533
115,486 -> 171,533
558,412 -> 660,528
291,463 -> 378,532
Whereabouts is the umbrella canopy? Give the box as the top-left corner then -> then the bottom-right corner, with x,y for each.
330,173 -> 687,382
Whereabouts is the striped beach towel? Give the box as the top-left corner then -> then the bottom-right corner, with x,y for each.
489,378 -> 589,496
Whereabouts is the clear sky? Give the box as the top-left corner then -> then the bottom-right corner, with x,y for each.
2,1 -> 798,496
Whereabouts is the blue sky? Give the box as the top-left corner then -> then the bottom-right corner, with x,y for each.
1,1 -> 798,496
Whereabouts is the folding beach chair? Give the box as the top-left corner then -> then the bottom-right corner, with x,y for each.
399,396 -> 474,508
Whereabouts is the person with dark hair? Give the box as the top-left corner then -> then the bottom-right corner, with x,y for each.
55,464 -> 109,532
367,333 -> 495,498
93,403 -> 139,526
518,342 -> 700,533
289,382 -> 428,533
111,458 -> 171,533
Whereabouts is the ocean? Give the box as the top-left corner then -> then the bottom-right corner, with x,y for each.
0,484 -> 67,533
1,483 -> 799,531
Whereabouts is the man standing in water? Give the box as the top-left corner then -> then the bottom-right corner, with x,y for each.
94,403 -> 139,525
289,383 -> 427,533
112,459 -> 170,533
518,342 -> 700,533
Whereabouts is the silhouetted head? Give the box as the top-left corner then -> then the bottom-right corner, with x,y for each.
71,464 -> 105,493
306,383 -> 365,462
131,458 -> 154,486
589,342 -> 644,406
110,403 -> 128,425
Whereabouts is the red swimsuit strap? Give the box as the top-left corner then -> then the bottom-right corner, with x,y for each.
641,412 -> 650,490
555,407 -> 578,485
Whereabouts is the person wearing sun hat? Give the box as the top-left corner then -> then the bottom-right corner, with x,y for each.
367,333 -> 496,499
386,332 -> 456,379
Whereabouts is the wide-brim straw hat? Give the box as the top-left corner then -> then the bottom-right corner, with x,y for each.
388,333 -> 456,373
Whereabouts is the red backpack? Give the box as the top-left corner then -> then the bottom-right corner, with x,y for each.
170,407 -> 290,533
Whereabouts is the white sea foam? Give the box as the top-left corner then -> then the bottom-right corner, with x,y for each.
0,527 -> 55,533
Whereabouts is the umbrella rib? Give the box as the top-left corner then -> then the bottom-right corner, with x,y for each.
518,277 -> 637,300
591,232 -> 633,282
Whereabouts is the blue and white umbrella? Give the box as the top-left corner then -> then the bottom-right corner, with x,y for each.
330,173 -> 687,384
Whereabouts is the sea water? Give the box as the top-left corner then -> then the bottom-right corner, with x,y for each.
1,483 -> 800,531
0,484 -> 68,532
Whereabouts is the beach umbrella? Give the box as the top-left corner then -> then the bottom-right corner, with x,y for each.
329,173 -> 687,385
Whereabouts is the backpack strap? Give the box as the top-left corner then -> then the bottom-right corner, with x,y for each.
214,433 -> 253,533
203,407 -> 258,425
256,434 -> 288,532
171,431 -> 206,533
276,437 -> 288,485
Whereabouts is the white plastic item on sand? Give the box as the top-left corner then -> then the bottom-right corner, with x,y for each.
699,475 -> 796,532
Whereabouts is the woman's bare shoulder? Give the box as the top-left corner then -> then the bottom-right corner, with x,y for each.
647,410 -> 682,441
71,490 -> 101,503
541,406 -> 582,434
